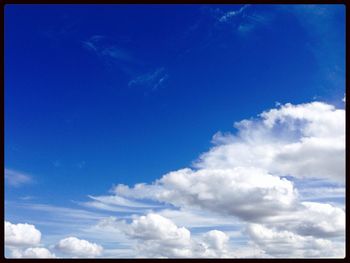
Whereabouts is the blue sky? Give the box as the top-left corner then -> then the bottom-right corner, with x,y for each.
4,4 -> 345,258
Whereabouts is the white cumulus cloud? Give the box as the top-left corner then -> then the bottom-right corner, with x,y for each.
197,101 -> 345,183
116,167 -> 298,222
5,221 -> 41,247
125,213 -> 192,258
123,213 -> 237,258
10,247 -> 56,258
55,236 -> 103,258
247,223 -> 344,258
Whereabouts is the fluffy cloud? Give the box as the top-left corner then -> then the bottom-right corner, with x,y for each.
124,213 -> 235,258
118,209 -> 344,258
197,230 -> 230,257
116,167 -> 298,222
10,247 -> 56,258
247,223 -> 344,258
5,221 -> 55,258
55,237 -> 103,257
197,102 -> 345,183
255,202 -> 345,239
290,202 -> 345,238
125,213 -> 192,257
5,221 -> 41,247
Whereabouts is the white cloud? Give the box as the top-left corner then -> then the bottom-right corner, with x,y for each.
258,201 -> 345,240
197,102 -> 345,183
10,247 -> 56,258
88,194 -> 160,208
295,202 -> 345,237
157,208 -> 242,228
247,223 -> 344,258
5,169 -> 32,187
5,221 -> 41,247
125,213 -> 192,258
198,230 -> 230,257
116,167 -> 298,222
123,213 -> 239,258
55,237 -> 103,258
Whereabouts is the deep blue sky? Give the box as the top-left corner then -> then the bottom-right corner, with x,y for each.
5,4 -> 345,207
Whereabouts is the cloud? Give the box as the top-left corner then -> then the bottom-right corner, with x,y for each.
128,67 -> 169,91
82,35 -> 138,75
199,230 -> 230,257
125,213 -> 192,257
116,167 -> 298,222
78,194 -> 162,214
10,247 -> 56,258
156,207 -> 242,228
21,203 -> 106,220
123,213 -> 236,258
247,223 -> 344,258
219,5 -> 250,22
5,221 -> 41,247
55,236 -> 103,258
83,35 -> 132,62
5,169 -> 32,187
217,5 -> 272,35
88,194 -> 160,208
258,201 -> 345,239
196,101 -> 345,183
292,202 -> 345,238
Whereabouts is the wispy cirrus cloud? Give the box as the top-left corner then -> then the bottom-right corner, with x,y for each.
218,4 -> 251,22
82,35 -> 139,75
128,67 -> 169,91
215,4 -> 273,35
83,35 -> 169,92
5,169 -> 33,187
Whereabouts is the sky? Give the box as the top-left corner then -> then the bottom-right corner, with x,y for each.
4,4 -> 345,258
